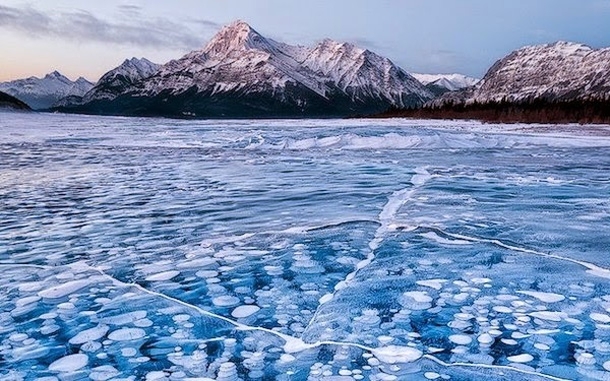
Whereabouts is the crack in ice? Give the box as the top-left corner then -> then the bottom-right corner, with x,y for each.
0,263 -> 53,270
303,167 -> 433,335
423,355 -> 570,381
423,228 -> 610,279
3,262 -> 571,379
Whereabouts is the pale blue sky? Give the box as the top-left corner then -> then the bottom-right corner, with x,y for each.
1,0 -> 610,81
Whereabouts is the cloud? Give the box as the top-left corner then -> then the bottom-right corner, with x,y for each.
0,4 -> 219,50
347,37 -> 385,51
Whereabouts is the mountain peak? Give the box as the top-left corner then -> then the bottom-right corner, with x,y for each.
45,71 -> 67,80
204,20 -> 276,55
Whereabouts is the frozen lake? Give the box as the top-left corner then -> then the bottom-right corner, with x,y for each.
2,113 -> 610,380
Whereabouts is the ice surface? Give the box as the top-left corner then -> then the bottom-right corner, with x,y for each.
2,114 -> 610,380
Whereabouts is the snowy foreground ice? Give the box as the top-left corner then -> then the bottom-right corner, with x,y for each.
1,113 -> 610,380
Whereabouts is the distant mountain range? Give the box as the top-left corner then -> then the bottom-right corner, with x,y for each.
0,72 -> 93,110
2,21 -> 608,122
410,73 -> 479,96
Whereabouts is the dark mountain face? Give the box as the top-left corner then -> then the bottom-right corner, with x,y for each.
0,91 -> 32,110
54,21 -> 433,118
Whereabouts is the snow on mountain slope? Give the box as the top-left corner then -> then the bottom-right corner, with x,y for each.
82,58 -> 160,102
411,73 -> 479,91
141,21 -> 329,98
473,41 -> 610,102
429,41 -> 610,107
131,20 -> 432,115
302,39 -> 432,106
0,72 -> 94,109
55,20 -> 433,117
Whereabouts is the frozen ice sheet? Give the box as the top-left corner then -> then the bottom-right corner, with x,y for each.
1,113 -> 609,380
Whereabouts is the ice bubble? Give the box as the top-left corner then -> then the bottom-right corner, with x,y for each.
134,318 -> 153,327
172,314 -> 191,323
493,306 -> 513,314
145,270 -> 180,281
81,342 -> 102,352
212,295 -> 240,307
416,279 -> 447,291
471,278 -> 492,285
101,311 -> 147,325
40,324 -> 60,335
120,347 -> 137,358
69,325 -> 109,345
530,311 -> 564,322
512,332 -> 530,339
576,352 -> 596,366
449,334 -> 472,345
477,333 -> 494,346
108,328 -> 146,341
371,345 -> 423,364
9,333 -> 28,342
145,371 -> 168,380
15,296 -> 41,307
196,270 -> 220,279
425,372 -> 442,380
603,360 -> 610,371
48,353 -> 89,372
217,362 -> 239,381
507,354 -> 534,363
517,291 -> 565,303
231,305 -> 260,318
40,312 -> 58,319
39,280 -> 91,299
591,313 -> 610,324
89,365 -> 119,381
401,291 -> 433,310
501,339 -> 518,346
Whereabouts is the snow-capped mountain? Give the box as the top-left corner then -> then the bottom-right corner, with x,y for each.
411,73 -> 479,95
432,41 -> 610,106
0,72 -> 93,109
83,58 -> 160,102
57,20 -> 433,118
302,39 -> 431,107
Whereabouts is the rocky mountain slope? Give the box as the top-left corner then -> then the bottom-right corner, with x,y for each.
432,41 -> 610,106
0,72 -> 93,110
0,91 -> 31,110
55,20 -> 433,118
55,58 -> 160,108
375,41 -> 610,123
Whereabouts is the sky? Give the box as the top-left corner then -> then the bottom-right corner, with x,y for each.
1,0 -> 610,82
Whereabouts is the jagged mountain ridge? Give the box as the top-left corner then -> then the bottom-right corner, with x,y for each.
431,41 -> 610,107
411,73 -> 479,96
0,72 -> 93,109
55,58 -> 160,108
85,58 -> 160,102
56,20 -> 434,118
